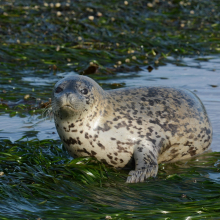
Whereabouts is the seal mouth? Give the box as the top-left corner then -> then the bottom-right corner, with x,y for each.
58,105 -> 75,112
63,105 -> 74,110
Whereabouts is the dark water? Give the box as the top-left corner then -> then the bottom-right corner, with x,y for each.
1,56 -> 219,151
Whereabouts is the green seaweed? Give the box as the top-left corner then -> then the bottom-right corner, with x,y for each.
0,138 -> 220,219
0,0 -> 220,74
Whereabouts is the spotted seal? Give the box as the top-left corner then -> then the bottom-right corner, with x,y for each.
52,75 -> 212,183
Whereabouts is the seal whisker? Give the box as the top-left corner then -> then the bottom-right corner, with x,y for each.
41,105 -> 54,121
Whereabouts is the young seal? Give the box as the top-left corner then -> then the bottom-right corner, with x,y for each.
52,75 -> 212,183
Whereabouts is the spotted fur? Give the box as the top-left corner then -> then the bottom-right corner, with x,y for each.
52,75 -> 213,183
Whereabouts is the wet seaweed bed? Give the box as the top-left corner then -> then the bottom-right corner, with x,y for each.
1,0 -> 220,219
1,138 -> 220,219
1,0 -> 220,74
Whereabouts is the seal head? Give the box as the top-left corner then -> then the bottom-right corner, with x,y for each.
52,75 -> 104,120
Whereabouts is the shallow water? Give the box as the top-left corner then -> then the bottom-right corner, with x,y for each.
1,56 -> 219,151
1,56 -> 220,220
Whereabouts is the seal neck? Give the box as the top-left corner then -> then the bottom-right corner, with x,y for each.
87,91 -> 114,121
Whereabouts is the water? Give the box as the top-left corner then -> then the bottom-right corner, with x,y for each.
0,56 -> 220,219
1,56 -> 219,151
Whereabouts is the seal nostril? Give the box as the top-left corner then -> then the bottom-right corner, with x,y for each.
55,87 -> 63,93
66,92 -> 71,97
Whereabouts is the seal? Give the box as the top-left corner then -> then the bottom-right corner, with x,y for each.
52,75 -> 213,183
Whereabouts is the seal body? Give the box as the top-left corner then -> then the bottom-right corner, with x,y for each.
52,75 -> 212,183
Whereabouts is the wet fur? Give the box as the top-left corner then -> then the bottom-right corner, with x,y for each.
52,75 -> 213,183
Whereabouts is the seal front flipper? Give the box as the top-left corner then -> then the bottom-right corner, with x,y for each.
126,144 -> 158,183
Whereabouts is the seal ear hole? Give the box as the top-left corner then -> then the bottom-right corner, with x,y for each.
55,87 -> 63,93
81,88 -> 88,95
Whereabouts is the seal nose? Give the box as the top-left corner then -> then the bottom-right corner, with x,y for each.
66,92 -> 71,97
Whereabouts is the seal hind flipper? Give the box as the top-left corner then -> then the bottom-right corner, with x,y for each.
126,165 -> 158,183
126,144 -> 159,183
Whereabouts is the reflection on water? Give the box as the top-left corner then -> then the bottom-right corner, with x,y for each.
208,172 -> 220,183
0,56 -> 220,151
0,115 -> 59,141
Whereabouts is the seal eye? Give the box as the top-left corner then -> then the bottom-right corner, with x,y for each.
81,88 -> 88,95
55,87 -> 63,93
